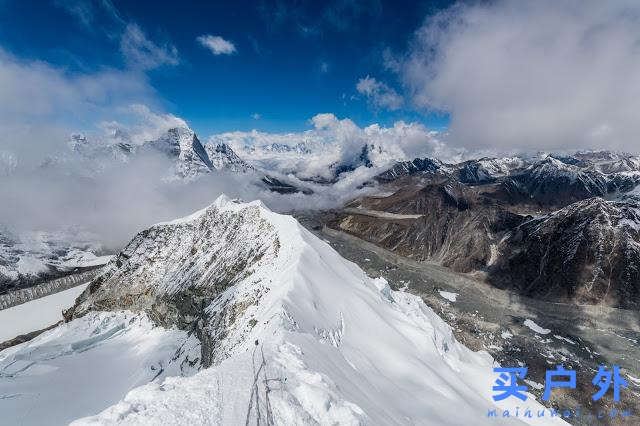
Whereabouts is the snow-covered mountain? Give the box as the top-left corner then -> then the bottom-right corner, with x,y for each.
501,157 -> 611,205
1,196 -> 559,425
205,142 -> 255,174
375,157 -> 447,182
43,126 -> 254,180
0,227 -> 111,294
140,127 -> 254,177
374,151 -> 640,206
141,127 -> 214,178
457,157 -> 525,184
337,150 -> 640,308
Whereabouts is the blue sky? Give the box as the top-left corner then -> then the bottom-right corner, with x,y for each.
0,0 -> 451,137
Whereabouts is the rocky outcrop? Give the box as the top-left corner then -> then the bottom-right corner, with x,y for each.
142,127 -> 214,178
66,196 -> 281,366
456,157 -> 524,185
335,181 -> 524,272
337,151 -> 640,308
205,143 -> 255,173
375,157 -> 444,182
489,196 -> 640,308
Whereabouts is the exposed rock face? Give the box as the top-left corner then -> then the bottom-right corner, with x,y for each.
375,157 -> 444,182
495,157 -> 611,207
334,151 -> 640,308
457,157 -> 524,185
336,181 -> 524,272
67,196 -> 280,366
142,128 -> 256,178
205,143 -> 255,173
143,127 -> 214,178
489,196 -> 640,308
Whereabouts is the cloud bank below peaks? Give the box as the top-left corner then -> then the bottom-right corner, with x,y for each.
209,113 -> 460,181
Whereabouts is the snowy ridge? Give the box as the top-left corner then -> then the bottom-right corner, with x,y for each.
457,157 -> 525,184
58,195 -> 562,425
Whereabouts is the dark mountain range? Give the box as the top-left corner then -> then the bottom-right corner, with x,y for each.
330,151 -> 640,308
489,196 -> 640,308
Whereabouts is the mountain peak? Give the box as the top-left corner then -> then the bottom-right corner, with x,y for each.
143,126 -> 214,178
57,197 -> 555,424
204,142 -> 255,173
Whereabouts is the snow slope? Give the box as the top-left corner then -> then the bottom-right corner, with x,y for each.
0,312 -> 200,426
0,283 -> 88,342
58,196 -> 562,425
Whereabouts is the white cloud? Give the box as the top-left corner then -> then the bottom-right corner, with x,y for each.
196,35 -> 237,55
121,23 -> 179,70
0,48 -> 160,168
54,0 -> 93,27
210,113 -> 458,181
382,48 -> 400,73
54,0 -> 124,28
99,104 -> 188,145
401,0 -> 640,153
356,76 -> 403,110
251,113 -> 261,120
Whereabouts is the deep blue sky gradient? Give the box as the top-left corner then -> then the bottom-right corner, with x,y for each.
0,0 -> 451,136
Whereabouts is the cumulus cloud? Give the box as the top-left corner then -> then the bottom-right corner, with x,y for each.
0,47 -> 414,250
210,113 -> 458,181
121,23 -> 179,70
0,44 -> 397,252
98,104 -> 188,145
197,35 -> 237,55
356,76 -> 403,110
401,0 -> 640,153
